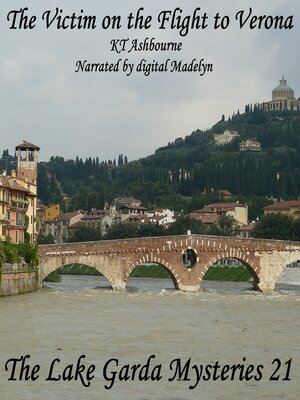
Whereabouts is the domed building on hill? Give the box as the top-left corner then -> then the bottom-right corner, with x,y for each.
259,76 -> 300,111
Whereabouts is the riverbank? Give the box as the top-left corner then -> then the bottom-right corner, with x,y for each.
0,263 -> 39,296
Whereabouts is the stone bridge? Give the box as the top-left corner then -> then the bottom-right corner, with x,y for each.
38,234 -> 300,293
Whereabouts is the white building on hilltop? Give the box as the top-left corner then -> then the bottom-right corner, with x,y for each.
259,76 -> 300,111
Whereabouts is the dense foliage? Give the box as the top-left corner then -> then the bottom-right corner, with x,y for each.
0,241 -> 39,266
34,109 -> 300,218
66,227 -> 102,243
253,214 -> 300,241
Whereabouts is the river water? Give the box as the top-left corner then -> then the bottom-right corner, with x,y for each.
0,275 -> 299,400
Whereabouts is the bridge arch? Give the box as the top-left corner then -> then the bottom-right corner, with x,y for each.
125,258 -> 180,290
274,252 -> 300,285
39,255 -> 115,289
199,253 -> 260,288
280,252 -> 300,270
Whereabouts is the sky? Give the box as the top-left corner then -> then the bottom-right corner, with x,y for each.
0,0 -> 299,162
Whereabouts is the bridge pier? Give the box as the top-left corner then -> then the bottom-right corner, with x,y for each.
254,280 -> 276,293
178,283 -> 200,292
111,279 -> 126,291
256,252 -> 287,293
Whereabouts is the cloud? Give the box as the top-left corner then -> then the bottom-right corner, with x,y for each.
0,0 -> 299,161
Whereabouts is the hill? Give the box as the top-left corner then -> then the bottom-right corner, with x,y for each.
2,108 -> 299,216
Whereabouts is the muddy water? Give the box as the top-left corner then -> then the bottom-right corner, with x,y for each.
0,276 -> 299,400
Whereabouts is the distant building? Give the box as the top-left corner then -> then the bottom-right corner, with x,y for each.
189,212 -> 220,226
234,223 -> 255,239
259,76 -> 300,112
201,189 -> 232,199
239,139 -> 262,152
118,204 -> 147,222
45,211 -> 85,244
146,208 -> 176,226
111,197 -> 147,222
36,204 -> 60,236
194,202 -> 248,226
214,130 -> 239,145
0,140 -> 39,244
81,209 -> 121,235
264,200 -> 300,219
0,176 -> 31,243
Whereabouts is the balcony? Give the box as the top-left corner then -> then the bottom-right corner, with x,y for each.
8,200 -> 29,211
7,219 -> 26,229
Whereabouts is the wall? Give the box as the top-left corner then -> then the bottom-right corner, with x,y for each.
0,263 -> 39,296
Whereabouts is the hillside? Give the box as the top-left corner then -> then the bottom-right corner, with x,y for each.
38,109 -> 300,212
2,109 -> 299,216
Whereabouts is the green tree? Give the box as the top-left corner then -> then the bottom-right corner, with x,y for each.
216,214 -> 235,236
67,227 -> 102,243
253,214 -> 294,240
291,218 -> 300,241
105,223 -> 138,240
168,216 -> 206,235
137,223 -> 165,237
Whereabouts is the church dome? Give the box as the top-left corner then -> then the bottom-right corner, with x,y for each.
272,75 -> 294,100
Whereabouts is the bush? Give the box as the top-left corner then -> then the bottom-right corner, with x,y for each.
0,241 -> 38,266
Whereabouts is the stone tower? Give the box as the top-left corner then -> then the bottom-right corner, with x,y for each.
15,140 -> 40,185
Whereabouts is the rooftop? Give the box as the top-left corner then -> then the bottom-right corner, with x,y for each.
113,197 -> 142,207
56,211 -> 84,221
15,140 -> 40,151
264,200 -> 300,211
0,176 -> 30,193
273,76 -> 293,92
205,202 -> 246,209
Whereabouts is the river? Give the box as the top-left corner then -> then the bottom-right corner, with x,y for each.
0,275 -> 299,400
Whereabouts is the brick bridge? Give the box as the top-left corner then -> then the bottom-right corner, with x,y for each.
38,234 -> 300,293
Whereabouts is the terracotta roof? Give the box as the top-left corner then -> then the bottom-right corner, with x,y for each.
193,209 -> 216,214
189,212 -> 219,224
15,140 -> 40,151
81,210 -> 108,220
56,211 -> 84,221
113,197 -> 141,204
0,176 -> 30,193
205,202 -> 246,209
264,200 -> 300,211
